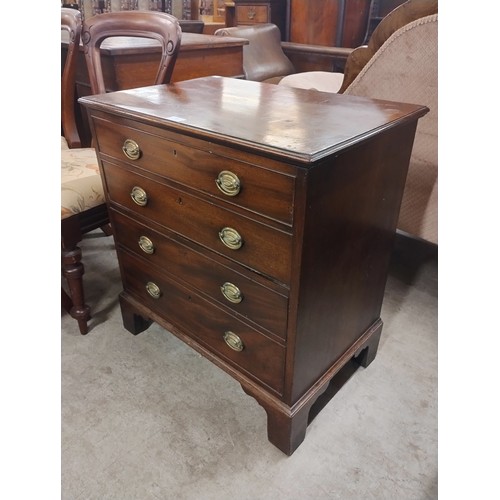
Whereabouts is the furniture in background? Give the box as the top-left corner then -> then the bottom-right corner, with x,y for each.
225,0 -> 287,39
80,75 -> 428,454
62,9 -> 183,335
288,0 -> 371,47
280,0 -> 438,244
179,19 -> 205,32
82,10 -> 182,93
215,23 -> 351,87
61,31 -> 248,147
214,23 -> 294,82
61,7 -> 110,335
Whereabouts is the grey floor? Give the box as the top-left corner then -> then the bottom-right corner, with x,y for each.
61,230 -> 438,499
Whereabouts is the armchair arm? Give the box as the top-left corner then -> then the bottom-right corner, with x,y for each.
281,42 -> 354,73
281,42 -> 353,59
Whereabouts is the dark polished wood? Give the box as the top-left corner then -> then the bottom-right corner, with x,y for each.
226,0 -> 288,39
61,8 -> 110,335
289,0 -> 371,48
80,76 -> 428,454
82,10 -> 182,95
62,31 -> 248,89
282,41 -> 353,73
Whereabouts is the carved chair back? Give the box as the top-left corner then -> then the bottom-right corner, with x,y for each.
61,7 -> 83,148
82,11 -> 182,95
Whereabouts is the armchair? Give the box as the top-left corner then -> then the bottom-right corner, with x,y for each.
214,23 -> 352,91
280,0 -> 438,244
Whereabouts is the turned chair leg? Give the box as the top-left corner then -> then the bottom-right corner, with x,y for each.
62,245 -> 91,335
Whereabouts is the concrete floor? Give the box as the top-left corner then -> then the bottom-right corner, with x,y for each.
61,231 -> 438,499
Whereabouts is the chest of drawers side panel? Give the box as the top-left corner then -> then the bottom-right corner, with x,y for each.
286,122 -> 419,404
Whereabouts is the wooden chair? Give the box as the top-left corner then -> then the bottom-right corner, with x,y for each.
61,7 -> 110,335
82,10 -> 182,95
61,9 -> 182,335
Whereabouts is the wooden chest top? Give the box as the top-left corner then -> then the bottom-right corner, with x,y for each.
79,76 -> 428,164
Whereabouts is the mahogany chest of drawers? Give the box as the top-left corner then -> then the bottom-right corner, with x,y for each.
80,76 -> 427,455
233,0 -> 287,38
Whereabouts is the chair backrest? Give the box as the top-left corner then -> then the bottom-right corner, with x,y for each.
61,7 -> 83,148
82,11 -> 182,95
214,24 -> 295,82
345,12 -> 438,243
339,0 -> 438,93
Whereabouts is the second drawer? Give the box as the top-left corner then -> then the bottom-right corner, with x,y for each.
103,160 -> 293,284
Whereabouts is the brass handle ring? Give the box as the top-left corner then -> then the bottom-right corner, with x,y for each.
220,282 -> 243,304
130,186 -> 148,206
122,139 -> 141,160
138,235 -> 155,254
145,281 -> 161,299
215,170 -> 241,197
223,331 -> 244,352
219,227 -> 243,250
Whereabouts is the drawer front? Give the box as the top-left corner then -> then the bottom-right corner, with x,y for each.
111,209 -> 288,339
103,161 -> 293,284
119,249 -> 285,394
93,117 -> 294,225
236,5 -> 270,24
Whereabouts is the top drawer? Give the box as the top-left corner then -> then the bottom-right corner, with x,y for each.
236,5 -> 270,24
93,116 -> 294,226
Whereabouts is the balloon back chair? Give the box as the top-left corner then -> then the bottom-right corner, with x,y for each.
61,9 -> 181,334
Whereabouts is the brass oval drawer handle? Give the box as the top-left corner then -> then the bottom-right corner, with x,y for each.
138,235 -> 155,255
219,227 -> 243,250
130,186 -> 148,206
145,281 -> 161,299
223,331 -> 244,352
122,139 -> 141,161
220,282 -> 243,304
215,170 -> 241,197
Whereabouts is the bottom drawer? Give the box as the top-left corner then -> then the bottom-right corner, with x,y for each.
118,249 -> 286,395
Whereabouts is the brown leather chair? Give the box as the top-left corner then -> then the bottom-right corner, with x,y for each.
215,23 -> 295,83
215,23 -> 347,91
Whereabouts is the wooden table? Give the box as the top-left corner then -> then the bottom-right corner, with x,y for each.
80,77 -> 428,455
62,32 -> 248,145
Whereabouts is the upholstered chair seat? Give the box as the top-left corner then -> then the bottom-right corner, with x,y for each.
61,146 -> 105,220
279,71 -> 345,93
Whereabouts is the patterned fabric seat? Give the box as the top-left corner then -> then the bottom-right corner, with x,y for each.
61,146 -> 105,220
